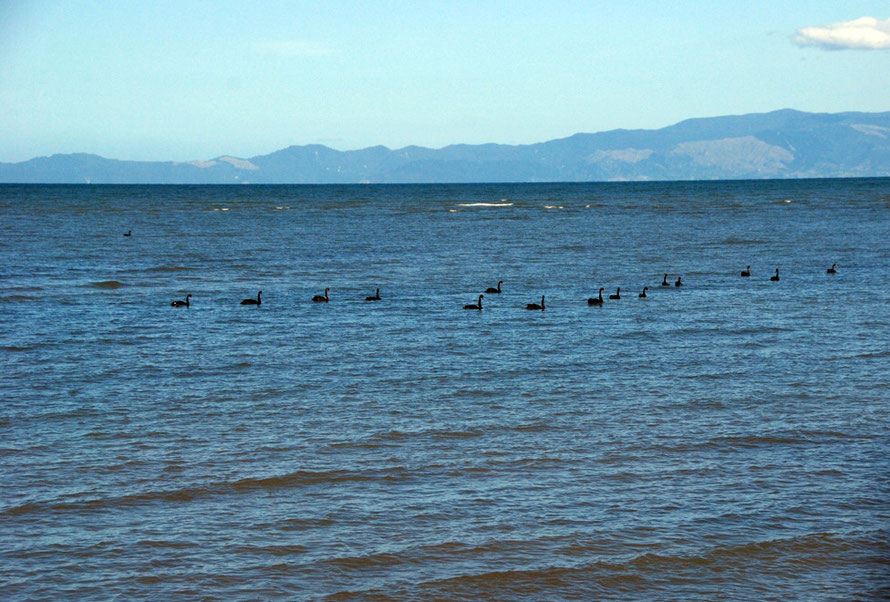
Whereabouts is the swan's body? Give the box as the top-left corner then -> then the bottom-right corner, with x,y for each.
241,291 -> 262,305
526,295 -> 545,310
588,287 -> 605,306
741,265 -> 751,277
770,269 -> 780,282
365,288 -> 381,301
639,287 -> 648,298
675,277 -> 683,287
463,294 -> 483,310
171,294 -> 191,307
485,281 -> 503,294
827,264 -> 837,274
609,288 -> 621,300
661,274 -> 670,287
312,288 -> 330,303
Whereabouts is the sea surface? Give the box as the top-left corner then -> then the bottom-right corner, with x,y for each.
1,180 -> 889,600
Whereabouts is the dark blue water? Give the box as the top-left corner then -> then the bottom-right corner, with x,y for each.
2,180 -> 889,599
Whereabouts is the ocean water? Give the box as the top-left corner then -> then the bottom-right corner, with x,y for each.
1,180 -> 888,599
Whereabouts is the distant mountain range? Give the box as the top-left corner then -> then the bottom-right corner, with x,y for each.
2,109 -> 889,183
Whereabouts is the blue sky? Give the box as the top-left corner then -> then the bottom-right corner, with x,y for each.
1,1 -> 889,162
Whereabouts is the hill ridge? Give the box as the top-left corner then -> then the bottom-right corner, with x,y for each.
2,109 -> 889,183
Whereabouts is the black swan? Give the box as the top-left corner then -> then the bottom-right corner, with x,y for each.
588,287 -> 605,306
365,288 -> 381,301
609,288 -> 621,300
171,294 -> 191,307
675,277 -> 683,287
741,265 -> 751,277
827,264 -> 837,274
241,291 -> 262,305
124,230 -> 131,237
312,288 -> 330,302
464,294 -> 483,310
639,287 -> 648,298
770,269 -> 780,282
485,281 -> 503,294
526,295 -> 545,310
661,274 -> 670,287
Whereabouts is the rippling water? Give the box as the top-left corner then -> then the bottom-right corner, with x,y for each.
2,180 -> 889,599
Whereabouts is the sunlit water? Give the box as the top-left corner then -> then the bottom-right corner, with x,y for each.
2,180 -> 889,599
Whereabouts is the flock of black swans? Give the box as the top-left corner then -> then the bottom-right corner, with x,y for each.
169,266 -> 840,309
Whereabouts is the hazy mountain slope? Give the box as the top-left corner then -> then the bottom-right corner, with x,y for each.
2,110 -> 888,183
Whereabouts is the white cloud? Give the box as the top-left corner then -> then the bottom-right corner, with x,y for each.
793,16 -> 890,50
255,40 -> 334,57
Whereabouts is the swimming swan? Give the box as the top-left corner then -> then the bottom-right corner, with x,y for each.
171,294 -> 191,307
463,294 -> 483,310
485,281 -> 503,294
588,287 -> 604,305
526,295 -> 545,310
